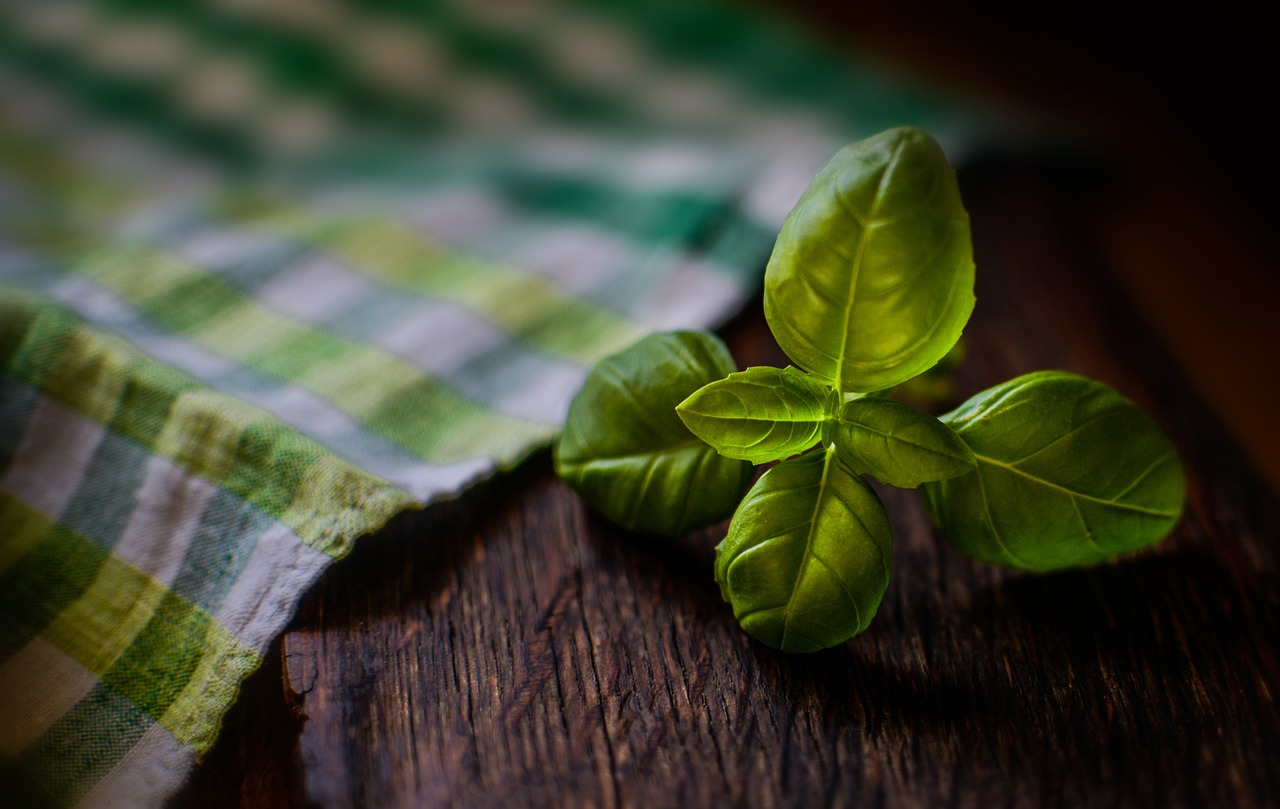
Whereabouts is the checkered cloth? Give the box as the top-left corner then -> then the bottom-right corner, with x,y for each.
0,1 -> 982,806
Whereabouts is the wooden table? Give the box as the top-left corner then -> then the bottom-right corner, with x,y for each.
173,8 -> 1280,807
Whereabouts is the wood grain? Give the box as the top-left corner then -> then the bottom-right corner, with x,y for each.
172,160 -> 1280,808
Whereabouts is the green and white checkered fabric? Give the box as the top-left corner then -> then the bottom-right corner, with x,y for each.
0,1 -> 984,806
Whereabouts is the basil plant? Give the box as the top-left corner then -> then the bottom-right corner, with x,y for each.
555,127 -> 1186,653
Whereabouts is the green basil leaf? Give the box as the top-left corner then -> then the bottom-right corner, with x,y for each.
555,331 -> 752,535
835,397 -> 975,488
764,127 -> 975,393
676,366 -> 835,463
921,371 -> 1186,570
715,446 -> 893,652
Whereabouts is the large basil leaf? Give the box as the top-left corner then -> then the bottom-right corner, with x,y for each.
555,331 -> 752,535
921,371 -> 1186,570
676,366 -> 835,463
715,446 -> 893,652
835,397 -> 975,488
763,127 -> 975,393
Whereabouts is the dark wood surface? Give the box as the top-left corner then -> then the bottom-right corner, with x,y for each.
172,156 -> 1280,807
171,7 -> 1280,806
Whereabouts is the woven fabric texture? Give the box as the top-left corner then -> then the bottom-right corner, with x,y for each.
0,1 -> 979,805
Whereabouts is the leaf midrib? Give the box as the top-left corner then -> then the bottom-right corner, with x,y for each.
832,152 -> 896,386
571,439 -> 709,465
780,447 -> 858,650
684,407 -> 826,424
845,418 -> 969,463
975,452 -> 1180,518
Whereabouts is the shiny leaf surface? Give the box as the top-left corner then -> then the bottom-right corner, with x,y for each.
715,446 -> 893,652
764,127 -> 975,392
555,331 -> 752,535
677,366 -> 835,463
835,397 -> 975,488
921,371 -> 1186,570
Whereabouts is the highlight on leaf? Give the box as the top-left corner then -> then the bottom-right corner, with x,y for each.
676,365 -> 835,463
763,127 -> 975,393
715,446 -> 893,653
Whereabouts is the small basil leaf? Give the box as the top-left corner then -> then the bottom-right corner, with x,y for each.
555,331 -> 752,535
764,127 -> 975,393
921,371 -> 1186,570
676,366 -> 835,463
715,446 -> 893,652
835,397 -> 975,488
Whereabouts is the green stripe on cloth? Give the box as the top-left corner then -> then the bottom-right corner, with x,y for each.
0,292 -> 415,555
1,292 -> 415,804
19,683 -> 153,808
65,244 -> 562,462
43,552 -> 174,678
0,14 -> 259,169
221,196 -> 650,364
0,491 -> 51,576
1,0 -> 989,804
104,588 -> 260,753
0,501 -> 107,660
5,178 -> 578,454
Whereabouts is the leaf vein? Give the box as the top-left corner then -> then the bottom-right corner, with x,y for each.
808,550 -> 864,632
977,453 -> 1180,517
1002,411 -> 1130,466
781,447 -> 835,650
974,465 -> 1034,568
1111,450 -> 1179,501
1070,496 -> 1108,557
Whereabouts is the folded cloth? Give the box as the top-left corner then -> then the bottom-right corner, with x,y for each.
0,1 -> 982,805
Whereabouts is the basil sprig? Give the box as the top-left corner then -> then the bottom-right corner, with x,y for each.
556,127 -> 1186,652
